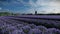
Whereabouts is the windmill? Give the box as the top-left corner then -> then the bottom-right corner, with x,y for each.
35,11 -> 37,15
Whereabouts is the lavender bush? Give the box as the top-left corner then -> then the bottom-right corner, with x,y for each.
0,16 -> 60,34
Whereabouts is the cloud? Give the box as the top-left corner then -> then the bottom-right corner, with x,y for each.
15,0 -> 60,14
0,7 -> 2,10
0,0 -> 60,14
27,0 -> 60,14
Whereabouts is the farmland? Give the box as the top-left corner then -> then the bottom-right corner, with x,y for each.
0,15 -> 60,34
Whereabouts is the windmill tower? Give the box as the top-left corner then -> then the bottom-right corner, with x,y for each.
35,11 -> 37,15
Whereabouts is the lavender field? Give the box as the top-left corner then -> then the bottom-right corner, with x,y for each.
0,15 -> 60,34
1,0 -> 60,34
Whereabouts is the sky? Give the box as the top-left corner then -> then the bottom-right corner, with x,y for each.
0,0 -> 60,14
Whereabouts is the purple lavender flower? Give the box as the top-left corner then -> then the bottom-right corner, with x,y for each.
28,29 -> 42,34
11,29 -> 25,34
22,25 -> 31,34
47,28 -> 60,34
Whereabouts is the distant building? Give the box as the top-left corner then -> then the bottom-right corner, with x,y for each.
35,11 -> 37,15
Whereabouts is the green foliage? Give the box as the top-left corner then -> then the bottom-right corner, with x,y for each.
0,12 -> 19,16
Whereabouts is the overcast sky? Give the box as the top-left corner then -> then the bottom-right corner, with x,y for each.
0,0 -> 60,14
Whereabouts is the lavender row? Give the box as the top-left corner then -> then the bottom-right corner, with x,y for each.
2,15 -> 60,20
0,16 -> 60,34
14,15 -> 60,20
6,16 -> 60,29
0,21 -> 60,34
